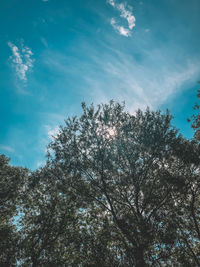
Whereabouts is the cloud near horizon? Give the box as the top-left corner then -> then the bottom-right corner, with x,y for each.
8,41 -> 34,82
42,42 -> 200,115
45,125 -> 60,140
0,145 -> 15,153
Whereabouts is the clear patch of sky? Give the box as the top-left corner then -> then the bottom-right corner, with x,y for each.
160,83 -> 199,139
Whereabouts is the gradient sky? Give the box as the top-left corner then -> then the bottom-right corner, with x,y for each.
0,0 -> 200,169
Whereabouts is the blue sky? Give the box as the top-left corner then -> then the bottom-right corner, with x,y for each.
0,0 -> 200,169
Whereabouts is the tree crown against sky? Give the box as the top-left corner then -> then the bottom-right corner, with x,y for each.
188,82 -> 200,142
1,101 -> 199,266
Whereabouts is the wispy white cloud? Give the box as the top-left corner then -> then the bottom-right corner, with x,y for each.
41,35 -> 200,113
8,41 -> 34,82
40,37 -> 48,48
84,48 -> 200,112
45,125 -> 60,140
117,3 -> 136,30
108,0 -> 136,36
0,145 -> 15,153
110,18 -> 131,37
108,0 -> 115,6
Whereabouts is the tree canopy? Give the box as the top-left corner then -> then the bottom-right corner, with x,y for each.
1,101 -> 200,266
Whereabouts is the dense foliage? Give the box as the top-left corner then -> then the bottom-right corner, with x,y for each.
188,82 -> 200,142
0,155 -> 27,266
1,101 -> 200,266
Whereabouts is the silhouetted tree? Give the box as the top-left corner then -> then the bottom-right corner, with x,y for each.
2,101 -> 200,266
0,155 -> 27,266
45,101 -> 200,266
